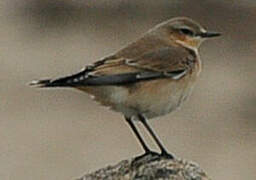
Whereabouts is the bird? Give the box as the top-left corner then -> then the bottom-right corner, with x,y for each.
30,17 -> 221,160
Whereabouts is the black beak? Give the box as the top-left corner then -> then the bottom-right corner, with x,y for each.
199,32 -> 221,38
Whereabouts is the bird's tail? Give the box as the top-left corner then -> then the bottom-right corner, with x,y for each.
29,69 -> 89,88
29,79 -> 60,87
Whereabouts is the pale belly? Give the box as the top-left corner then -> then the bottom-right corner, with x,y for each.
77,74 -> 197,119
123,76 -> 196,119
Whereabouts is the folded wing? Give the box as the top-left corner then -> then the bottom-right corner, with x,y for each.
30,47 -> 194,87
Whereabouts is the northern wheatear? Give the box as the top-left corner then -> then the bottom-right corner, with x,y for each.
30,17 -> 220,159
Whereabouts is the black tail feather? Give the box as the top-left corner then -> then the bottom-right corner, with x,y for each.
29,77 -> 75,87
29,69 -> 88,88
29,69 -> 187,88
29,79 -> 56,87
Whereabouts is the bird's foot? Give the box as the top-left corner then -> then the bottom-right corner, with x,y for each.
131,150 -> 175,167
131,151 -> 160,167
160,150 -> 175,159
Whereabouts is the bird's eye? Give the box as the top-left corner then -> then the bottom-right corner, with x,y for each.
179,28 -> 194,36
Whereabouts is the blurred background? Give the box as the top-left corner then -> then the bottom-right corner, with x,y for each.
0,0 -> 255,179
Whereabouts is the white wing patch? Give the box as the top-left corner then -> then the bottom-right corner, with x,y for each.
164,69 -> 187,80
172,70 -> 187,80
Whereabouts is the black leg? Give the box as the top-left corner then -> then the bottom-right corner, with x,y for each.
138,114 -> 174,159
125,116 -> 160,165
125,116 -> 150,154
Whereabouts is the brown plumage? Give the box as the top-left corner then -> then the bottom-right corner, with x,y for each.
30,17 -> 220,158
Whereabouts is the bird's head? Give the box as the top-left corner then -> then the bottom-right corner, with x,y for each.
153,17 -> 221,50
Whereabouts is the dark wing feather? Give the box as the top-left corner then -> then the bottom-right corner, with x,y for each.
30,47 -> 193,87
30,70 -> 187,87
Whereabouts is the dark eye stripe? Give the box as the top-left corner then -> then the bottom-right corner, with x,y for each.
179,28 -> 194,36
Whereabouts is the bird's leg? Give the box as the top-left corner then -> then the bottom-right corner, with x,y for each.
138,114 -> 174,159
125,116 -> 151,154
125,117 -> 159,159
